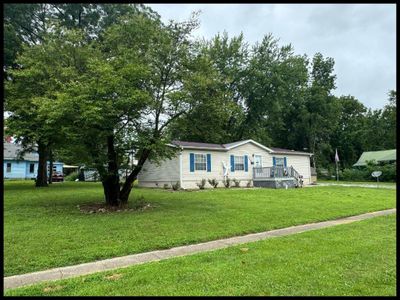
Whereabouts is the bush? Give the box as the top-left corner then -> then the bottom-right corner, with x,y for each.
196,178 -> 207,189
65,171 -> 79,181
208,178 -> 219,188
163,183 -> 169,189
222,177 -> 231,188
317,167 -> 336,180
172,181 -> 180,191
339,163 -> 396,182
233,178 -> 241,187
131,195 -> 146,210
246,179 -> 252,188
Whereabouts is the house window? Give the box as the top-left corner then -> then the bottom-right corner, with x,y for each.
29,163 -> 35,173
6,163 -> 12,172
194,154 -> 207,171
234,156 -> 244,171
47,165 -> 57,172
275,157 -> 285,167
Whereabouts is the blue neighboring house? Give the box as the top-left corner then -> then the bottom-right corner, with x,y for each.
3,142 -> 63,179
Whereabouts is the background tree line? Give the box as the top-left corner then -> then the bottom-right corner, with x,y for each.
4,4 -> 396,205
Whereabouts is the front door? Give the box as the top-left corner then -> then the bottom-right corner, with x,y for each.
254,155 -> 262,168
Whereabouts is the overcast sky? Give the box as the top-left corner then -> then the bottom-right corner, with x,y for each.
148,4 -> 396,109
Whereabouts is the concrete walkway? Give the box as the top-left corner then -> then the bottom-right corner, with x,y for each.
4,208 -> 396,291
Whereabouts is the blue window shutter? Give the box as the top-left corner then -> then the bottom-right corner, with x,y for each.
284,157 -> 287,167
207,154 -> 211,172
273,157 -> 276,166
244,155 -> 248,172
230,155 -> 235,172
190,153 -> 194,172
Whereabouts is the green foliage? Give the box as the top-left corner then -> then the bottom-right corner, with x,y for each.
208,178 -> 219,188
171,181 -> 180,191
222,177 -> 231,188
131,195 -> 146,210
4,4 -> 397,190
196,179 -> 207,189
64,171 -> 79,182
340,163 -> 396,182
232,179 -> 241,187
163,183 -> 169,189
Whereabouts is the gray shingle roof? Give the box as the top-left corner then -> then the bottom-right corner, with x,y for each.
3,142 -> 39,161
171,140 -> 225,149
222,140 -> 250,149
270,147 -> 312,155
171,140 -> 312,155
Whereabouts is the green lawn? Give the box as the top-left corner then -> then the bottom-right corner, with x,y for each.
317,180 -> 396,186
6,214 -> 396,296
4,181 -> 396,276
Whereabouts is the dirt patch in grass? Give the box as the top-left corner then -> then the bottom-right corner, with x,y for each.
43,285 -> 64,293
78,202 -> 154,214
104,273 -> 123,281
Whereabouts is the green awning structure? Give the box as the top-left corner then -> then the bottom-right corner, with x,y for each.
353,149 -> 396,167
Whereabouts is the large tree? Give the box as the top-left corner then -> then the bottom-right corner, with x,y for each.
331,95 -> 368,168
52,12 -> 203,205
4,3 -> 158,186
170,32 -> 247,143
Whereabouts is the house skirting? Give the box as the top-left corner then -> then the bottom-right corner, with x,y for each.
253,178 -> 297,189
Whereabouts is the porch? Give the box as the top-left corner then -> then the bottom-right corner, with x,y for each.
252,166 -> 302,188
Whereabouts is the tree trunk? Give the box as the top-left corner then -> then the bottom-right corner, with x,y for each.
102,135 -> 120,206
119,148 -> 151,203
36,142 -> 48,187
48,150 -> 53,184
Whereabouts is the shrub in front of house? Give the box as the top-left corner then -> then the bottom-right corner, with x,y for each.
196,179 -> 207,189
208,178 -> 219,188
172,181 -> 180,191
233,179 -> 241,187
163,183 -> 169,189
222,177 -> 231,188
65,171 -> 79,181
246,179 -> 252,188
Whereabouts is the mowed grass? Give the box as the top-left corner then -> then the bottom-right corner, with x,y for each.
317,180 -> 396,187
6,215 -> 396,296
4,181 -> 396,276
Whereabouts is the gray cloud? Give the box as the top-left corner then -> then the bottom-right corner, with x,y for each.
148,4 -> 396,109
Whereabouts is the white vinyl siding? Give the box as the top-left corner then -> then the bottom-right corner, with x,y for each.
138,155 -> 180,187
138,140 -> 313,189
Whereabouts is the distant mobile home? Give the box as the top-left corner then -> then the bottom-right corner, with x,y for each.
353,149 -> 396,167
3,142 -> 63,179
138,139 -> 314,189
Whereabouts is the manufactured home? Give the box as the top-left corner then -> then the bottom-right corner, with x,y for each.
3,142 -> 63,180
138,139 -> 314,189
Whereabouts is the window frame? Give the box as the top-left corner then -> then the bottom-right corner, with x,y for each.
234,155 -> 245,171
275,157 -> 285,167
29,163 -> 35,173
194,153 -> 207,171
6,162 -> 12,173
